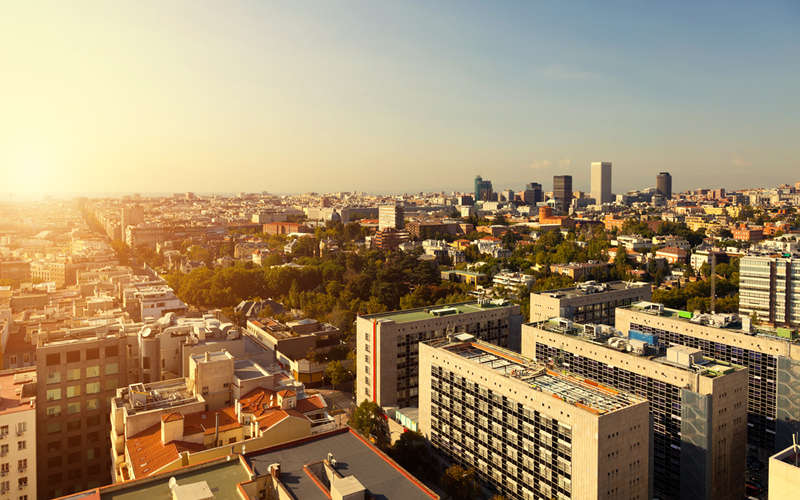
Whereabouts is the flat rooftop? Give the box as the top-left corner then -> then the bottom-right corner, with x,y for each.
247,429 -> 436,500
534,318 -> 744,378
532,280 -> 647,299
364,300 -> 515,324
438,340 -> 642,415
621,301 -> 800,344
772,445 -> 800,468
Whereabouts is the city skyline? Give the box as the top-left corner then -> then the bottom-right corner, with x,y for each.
2,2 -> 799,197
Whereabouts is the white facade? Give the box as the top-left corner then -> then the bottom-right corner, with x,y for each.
0,370 -> 36,500
378,204 -> 404,231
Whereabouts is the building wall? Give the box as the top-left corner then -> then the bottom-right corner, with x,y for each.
0,399 -> 36,499
769,447 -> 800,500
529,284 -> 652,325
356,303 -> 523,409
419,342 -> 650,500
591,162 -> 612,205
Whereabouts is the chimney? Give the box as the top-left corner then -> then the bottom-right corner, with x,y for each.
213,413 -> 219,447
205,351 -> 211,362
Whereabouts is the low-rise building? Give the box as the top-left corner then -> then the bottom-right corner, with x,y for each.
530,281 -> 651,325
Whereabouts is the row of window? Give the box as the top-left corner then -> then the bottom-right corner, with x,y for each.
47,364 -> 118,385
45,346 -> 118,366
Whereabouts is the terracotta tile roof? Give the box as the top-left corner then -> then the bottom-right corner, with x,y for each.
127,423 -> 206,479
278,389 -> 296,398
256,409 -> 289,430
296,394 -> 326,414
161,412 -> 184,423
182,409 -> 241,437
285,408 -> 311,421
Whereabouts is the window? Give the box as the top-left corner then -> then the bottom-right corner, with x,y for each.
47,457 -> 61,468
87,448 -> 99,460
86,366 -> 100,378
0,426 -> 7,436
17,459 -> 26,470
66,351 -> 80,363
86,348 -> 99,360
86,399 -> 99,411
46,354 -> 60,365
47,406 -> 61,418
46,388 -> 61,401
86,415 -> 100,427
9,356 -> 17,366
47,423 -> 61,434
105,346 -> 118,357
67,419 -> 81,432
66,368 -> 81,381
87,463 -> 101,475
87,432 -> 99,444
202,387 -> 209,395
67,469 -> 81,480
161,359 -> 166,369
0,481 -> 8,491
47,372 -> 61,384
86,382 -> 100,394
68,452 -> 80,463
67,385 -> 81,398
17,441 -> 25,451
46,441 -> 60,452
106,362 -> 118,375
18,477 -> 27,487
14,423 -> 25,435
67,402 -> 81,415
105,379 -> 118,392
23,354 -> 30,364
0,464 -> 7,472
142,357 -> 150,369
67,436 -> 81,448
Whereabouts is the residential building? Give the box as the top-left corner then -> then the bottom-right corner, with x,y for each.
356,300 -> 524,409
378,203 -> 405,231
656,172 -> 672,199
731,224 -> 764,242
35,330 -> 134,498
615,235 -> 653,251
371,228 -> 411,251
769,444 -> 800,500
530,281 -> 652,325
261,221 -> 310,235
652,235 -> 691,250
132,285 -> 188,322
549,261 -> 609,280
0,368 -> 37,500
524,318 -> 748,500
125,222 -> 164,250
615,302 -> 800,456
655,246 -> 689,264
420,337 -> 651,500
492,270 -> 535,290
739,254 -> 800,328
690,248 -> 729,272
440,269 -> 488,285
0,260 -> 30,282
120,205 -> 144,239
591,161 -> 612,204
553,175 -> 573,215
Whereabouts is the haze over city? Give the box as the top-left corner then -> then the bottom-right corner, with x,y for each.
3,1 -> 800,197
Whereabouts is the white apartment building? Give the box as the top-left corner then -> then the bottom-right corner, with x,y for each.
0,369 -> 37,500
739,255 -> 800,328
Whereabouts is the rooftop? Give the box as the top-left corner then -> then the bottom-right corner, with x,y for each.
534,317 -> 745,378
434,339 -> 642,415
532,280 -> 648,299
247,429 -> 437,500
364,300 -> 515,324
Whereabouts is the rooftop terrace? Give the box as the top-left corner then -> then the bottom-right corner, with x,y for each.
435,339 -> 642,415
364,300 -> 514,324
532,280 -> 648,299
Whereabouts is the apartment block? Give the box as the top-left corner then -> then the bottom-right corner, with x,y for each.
739,254 -> 800,328
530,281 -> 652,325
35,331 -> 133,499
0,369 -> 37,500
420,337 -> 651,500
378,204 -> 404,231
523,318 -> 748,500
616,303 -> 800,459
356,300 -> 524,409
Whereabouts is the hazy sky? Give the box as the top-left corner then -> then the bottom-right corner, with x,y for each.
2,1 -> 799,198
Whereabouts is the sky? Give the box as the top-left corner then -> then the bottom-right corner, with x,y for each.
2,1 -> 799,198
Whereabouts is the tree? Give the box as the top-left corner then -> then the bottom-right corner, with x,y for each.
111,239 -> 131,265
325,359 -> 348,411
349,400 -> 389,447
390,430 -> 430,479
440,465 -> 482,500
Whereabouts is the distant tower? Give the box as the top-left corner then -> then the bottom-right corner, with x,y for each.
591,162 -> 612,204
656,172 -> 672,199
525,183 -> 543,205
553,175 -> 573,215
379,203 -> 404,231
474,175 -> 493,202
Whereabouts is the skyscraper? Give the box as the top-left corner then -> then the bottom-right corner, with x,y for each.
525,182 -> 542,205
656,172 -> 672,199
553,175 -> 572,214
378,203 -> 404,231
474,175 -> 492,202
591,162 -> 612,204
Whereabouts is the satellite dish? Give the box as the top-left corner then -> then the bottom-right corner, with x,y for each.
168,477 -> 177,489
142,327 -> 152,338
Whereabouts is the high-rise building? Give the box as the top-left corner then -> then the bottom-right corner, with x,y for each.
120,205 -> 144,238
524,317 -> 748,500
356,300 -> 524,409
378,203 -> 404,231
553,175 -> 573,215
474,175 -> 493,202
524,182 -> 542,205
656,172 -> 672,199
591,162 -> 612,204
529,281 -> 652,325
420,337 -> 651,500
739,255 -> 800,328
0,368 -> 37,499
500,189 -> 515,202
615,302 -> 800,456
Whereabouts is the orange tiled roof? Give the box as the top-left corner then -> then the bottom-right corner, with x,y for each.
127,423 -> 206,479
161,412 -> 183,423
278,389 -> 296,398
296,394 -> 326,414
